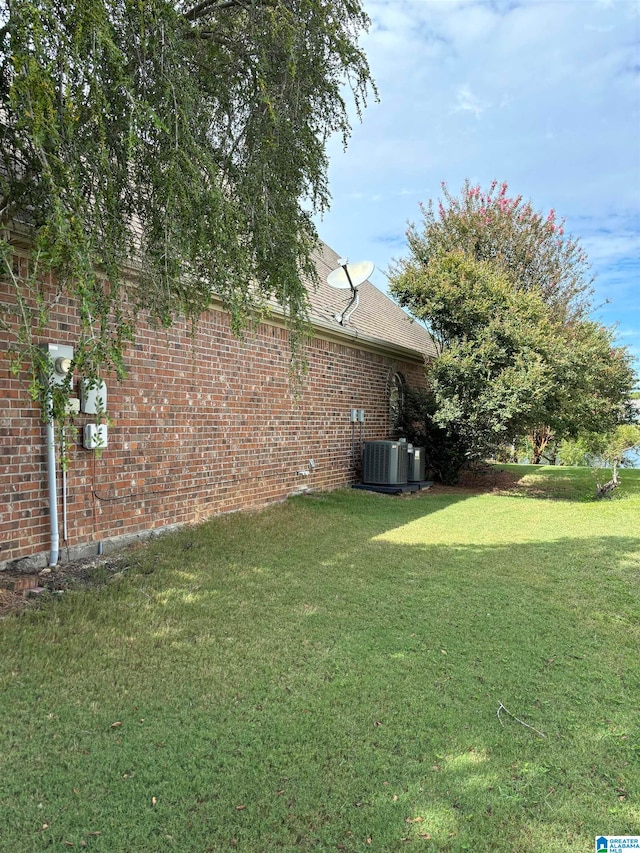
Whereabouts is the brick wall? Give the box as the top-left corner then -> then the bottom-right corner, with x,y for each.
0,269 -> 427,569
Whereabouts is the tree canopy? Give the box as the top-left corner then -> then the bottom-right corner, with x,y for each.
389,183 -> 636,479
0,0 -> 375,393
399,179 -> 593,324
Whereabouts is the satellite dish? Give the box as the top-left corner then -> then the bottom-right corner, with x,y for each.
326,258 -> 374,326
327,259 -> 374,291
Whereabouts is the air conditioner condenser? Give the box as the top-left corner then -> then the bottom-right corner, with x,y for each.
362,441 -> 409,485
407,446 -> 426,482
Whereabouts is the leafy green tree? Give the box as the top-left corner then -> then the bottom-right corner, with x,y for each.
557,436 -> 593,467
399,179 -> 593,323
0,0 -> 375,406
560,425 -> 640,496
390,182 -> 636,475
392,252 -> 558,469
389,249 -> 636,480
525,320 -> 636,463
394,384 -> 469,485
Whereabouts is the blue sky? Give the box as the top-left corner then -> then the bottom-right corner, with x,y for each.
314,0 -> 640,380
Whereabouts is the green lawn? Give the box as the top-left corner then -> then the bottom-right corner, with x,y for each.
1,466 -> 639,851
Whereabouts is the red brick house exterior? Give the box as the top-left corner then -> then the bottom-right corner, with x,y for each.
0,241 -> 435,570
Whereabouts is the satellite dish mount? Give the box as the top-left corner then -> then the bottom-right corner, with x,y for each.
326,258 -> 374,326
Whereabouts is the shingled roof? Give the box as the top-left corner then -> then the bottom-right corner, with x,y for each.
6,207 -> 436,360
306,240 -> 437,360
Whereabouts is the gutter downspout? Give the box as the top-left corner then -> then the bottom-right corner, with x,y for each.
41,344 -> 73,567
61,426 -> 68,544
45,399 -> 59,567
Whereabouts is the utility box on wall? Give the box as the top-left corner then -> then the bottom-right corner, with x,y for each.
80,379 -> 107,415
42,343 -> 74,386
83,423 -> 108,450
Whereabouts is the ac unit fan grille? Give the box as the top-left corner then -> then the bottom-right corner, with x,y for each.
362,441 -> 408,485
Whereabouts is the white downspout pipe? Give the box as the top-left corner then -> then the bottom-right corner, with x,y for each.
45,399 -> 59,567
61,426 -> 68,543
42,345 -> 73,568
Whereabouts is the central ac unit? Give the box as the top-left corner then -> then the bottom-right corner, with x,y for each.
408,446 -> 426,482
362,440 -> 408,485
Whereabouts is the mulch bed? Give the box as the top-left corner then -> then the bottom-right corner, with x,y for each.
0,587 -> 31,618
421,466 -> 525,496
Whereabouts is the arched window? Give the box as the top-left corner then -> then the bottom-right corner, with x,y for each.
389,371 -> 405,434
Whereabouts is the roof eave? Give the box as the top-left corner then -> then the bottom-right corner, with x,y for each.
307,312 -> 430,364
3,225 -> 432,363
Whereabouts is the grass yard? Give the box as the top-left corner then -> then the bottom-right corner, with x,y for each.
1,465 -> 639,851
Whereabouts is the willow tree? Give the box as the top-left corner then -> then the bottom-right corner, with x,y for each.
0,0 -> 374,407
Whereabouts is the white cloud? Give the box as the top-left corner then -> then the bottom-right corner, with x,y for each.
316,0 -> 640,370
452,85 -> 489,117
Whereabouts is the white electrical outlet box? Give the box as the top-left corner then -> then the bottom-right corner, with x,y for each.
358,409 -> 365,423
83,423 -> 108,450
350,409 -> 358,423
65,398 -> 81,415
80,379 -> 107,415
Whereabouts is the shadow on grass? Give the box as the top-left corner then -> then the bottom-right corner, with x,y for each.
109,515 -> 639,847
1,487 -> 639,852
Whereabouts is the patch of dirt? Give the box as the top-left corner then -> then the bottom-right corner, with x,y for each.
427,466 -> 526,496
459,467 -> 526,493
0,553 -> 139,619
38,553 -> 136,591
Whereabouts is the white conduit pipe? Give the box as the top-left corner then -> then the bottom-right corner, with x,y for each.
61,426 -> 68,544
45,403 -> 59,567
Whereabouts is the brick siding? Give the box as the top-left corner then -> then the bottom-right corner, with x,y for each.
1,265 -> 427,568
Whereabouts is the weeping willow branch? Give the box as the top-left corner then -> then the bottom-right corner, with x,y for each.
0,0 -> 375,415
182,0 -> 271,22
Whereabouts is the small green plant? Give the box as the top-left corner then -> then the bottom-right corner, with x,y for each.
559,425 -> 640,497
